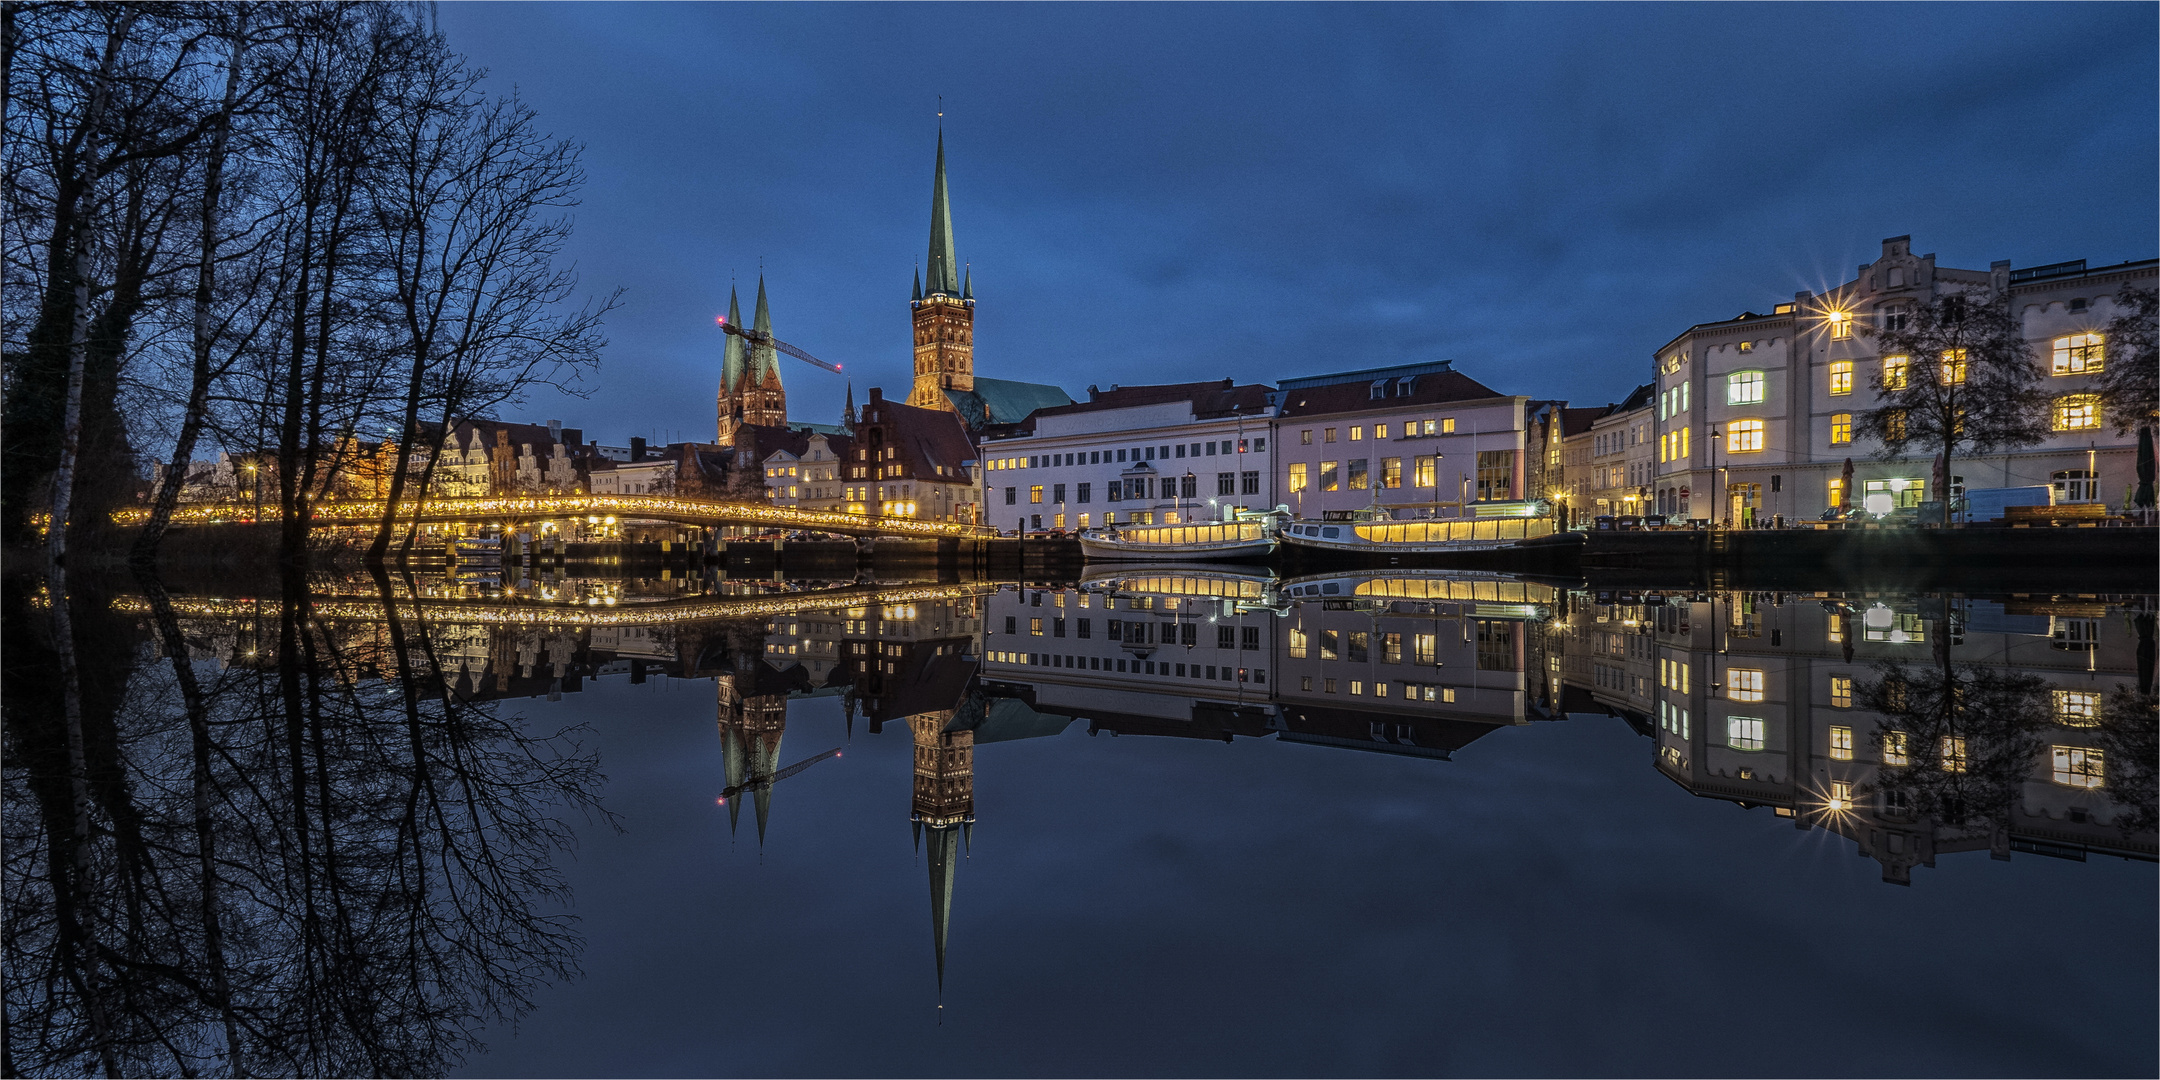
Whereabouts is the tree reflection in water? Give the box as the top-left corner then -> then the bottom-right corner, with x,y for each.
2,569 -> 608,1077
1857,607 -> 2159,843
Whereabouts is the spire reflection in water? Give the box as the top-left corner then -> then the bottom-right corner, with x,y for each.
12,566 -> 2152,1074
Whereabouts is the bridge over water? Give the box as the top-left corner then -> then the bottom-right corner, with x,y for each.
118,494 -> 993,541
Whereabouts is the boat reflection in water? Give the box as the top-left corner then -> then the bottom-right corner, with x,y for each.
6,567 -> 2152,1074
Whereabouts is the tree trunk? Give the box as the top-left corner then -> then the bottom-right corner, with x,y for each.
134,25 -> 247,563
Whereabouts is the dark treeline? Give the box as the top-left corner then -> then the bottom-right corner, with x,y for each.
2,1 -> 614,567
1,566 -> 609,1077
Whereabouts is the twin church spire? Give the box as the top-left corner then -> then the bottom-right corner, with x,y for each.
715,275 -> 786,445
723,125 -> 978,436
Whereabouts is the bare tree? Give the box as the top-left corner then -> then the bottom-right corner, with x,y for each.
365,44 -> 614,562
2097,283 -> 2156,436
1854,291 -> 2049,525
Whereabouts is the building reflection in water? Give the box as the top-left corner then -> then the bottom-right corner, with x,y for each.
40,569 -> 2155,1073
1553,587 -> 2157,882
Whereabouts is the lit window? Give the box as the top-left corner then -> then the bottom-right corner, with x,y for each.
1415,633 -> 1436,665
1727,668 -> 1765,701
1829,360 -> 1853,396
1939,349 -> 1968,385
1830,413 -> 1853,445
1349,426 -> 1363,441
1828,311 -> 1852,339
1882,355 -> 1909,389
2051,746 -> 2104,789
1829,726 -> 1853,761
1726,370 -> 1766,405
1289,628 -> 1308,659
1830,675 -> 1853,708
1940,736 -> 1967,774
1288,463 -> 1308,492
1320,461 -> 1339,491
1884,410 -> 1907,441
1375,423 -> 1389,439
1324,428 -> 1337,443
2053,690 -> 2100,726
1442,418 -> 1456,433
1828,779 -> 1853,811
1300,429 -> 1313,445
1030,486 -> 1044,504
1883,729 -> 1910,767
2053,395 -> 2100,431
1727,716 -> 1766,752
1727,419 -> 1765,453
2051,333 -> 2105,375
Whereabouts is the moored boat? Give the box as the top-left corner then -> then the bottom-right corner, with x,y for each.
1278,500 -> 1558,554
1078,510 -> 1283,562
1278,568 -> 1557,620
1079,562 -> 1284,614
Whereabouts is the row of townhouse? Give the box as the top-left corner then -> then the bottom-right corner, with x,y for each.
976,362 -> 1537,534
1555,589 -> 2152,883
967,233 -> 2150,535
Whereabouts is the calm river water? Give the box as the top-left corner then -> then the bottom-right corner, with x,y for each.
5,568 -> 2153,1077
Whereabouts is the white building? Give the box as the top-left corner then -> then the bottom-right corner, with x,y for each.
764,430 -> 854,514
1652,236 -> 2155,523
979,380 -> 1278,536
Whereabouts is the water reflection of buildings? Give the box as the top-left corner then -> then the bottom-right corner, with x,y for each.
980,570 -> 1563,757
146,573 -> 2156,1003
1555,589 -> 2158,883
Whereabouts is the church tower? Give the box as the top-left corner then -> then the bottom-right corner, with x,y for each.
908,131 -> 974,412
717,276 -> 789,445
909,709 -> 974,999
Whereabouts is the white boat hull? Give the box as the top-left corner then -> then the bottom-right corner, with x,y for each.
1277,518 -> 1554,554
1078,536 -> 1278,561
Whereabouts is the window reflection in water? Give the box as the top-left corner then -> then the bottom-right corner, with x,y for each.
7,568 -> 2153,1073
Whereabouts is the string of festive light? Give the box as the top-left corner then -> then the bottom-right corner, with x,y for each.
112,493 -> 995,538
113,581 -> 994,629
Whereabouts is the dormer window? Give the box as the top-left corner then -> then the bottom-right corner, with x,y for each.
1370,380 -> 1389,400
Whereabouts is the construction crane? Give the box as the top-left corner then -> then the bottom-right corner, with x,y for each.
715,315 -> 843,374
716,747 -> 842,806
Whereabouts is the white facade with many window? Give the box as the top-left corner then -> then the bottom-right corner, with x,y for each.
980,385 -> 1276,536
1652,235 -> 2154,524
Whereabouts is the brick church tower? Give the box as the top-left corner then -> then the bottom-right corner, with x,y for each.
908,130 -> 975,411
716,276 -> 789,445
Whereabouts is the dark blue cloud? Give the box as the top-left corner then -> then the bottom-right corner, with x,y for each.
436,1 -> 2157,431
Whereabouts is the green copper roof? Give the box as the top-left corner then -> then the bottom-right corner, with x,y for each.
912,267 -> 923,303
721,286 -> 746,392
924,822 -> 961,992
925,131 -> 960,296
751,275 -> 780,386
944,378 -> 1075,431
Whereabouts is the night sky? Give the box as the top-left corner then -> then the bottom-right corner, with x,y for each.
435,2 -> 2158,442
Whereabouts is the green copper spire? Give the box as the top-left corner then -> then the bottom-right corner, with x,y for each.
925,822 -> 960,995
961,264 -> 972,302
721,285 -> 746,393
912,266 -> 923,303
751,274 -> 779,385
925,130 -> 960,296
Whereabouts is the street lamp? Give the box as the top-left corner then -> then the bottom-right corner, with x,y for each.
1708,426 -> 1724,526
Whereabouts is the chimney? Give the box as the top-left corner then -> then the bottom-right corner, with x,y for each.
629,437 -> 646,462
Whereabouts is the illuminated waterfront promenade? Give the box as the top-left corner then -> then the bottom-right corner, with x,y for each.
116,580 -> 996,629
113,493 -> 994,540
